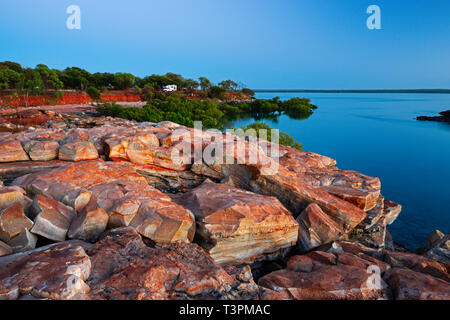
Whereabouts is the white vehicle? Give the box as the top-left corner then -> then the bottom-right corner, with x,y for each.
162,85 -> 177,92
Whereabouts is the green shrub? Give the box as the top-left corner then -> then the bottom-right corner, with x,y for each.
281,97 -> 316,119
238,122 -> 303,150
207,86 -> 226,99
87,86 -> 101,100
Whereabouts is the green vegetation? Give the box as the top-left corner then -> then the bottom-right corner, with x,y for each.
87,86 -> 101,100
0,60 -> 315,149
238,122 -> 303,150
96,93 -> 314,150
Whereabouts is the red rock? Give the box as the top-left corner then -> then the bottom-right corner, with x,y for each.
0,140 -> 29,162
287,251 -> 337,273
335,252 -> 390,273
384,250 -> 449,282
7,228 -> 37,252
0,160 -> 67,180
259,265 -> 391,300
68,200 -> 109,243
0,242 -> 91,300
58,141 -> 99,161
296,203 -> 346,252
85,227 -> 258,300
383,199 -> 402,225
321,185 -> 379,211
13,161 -> 166,212
173,182 -> 298,264
31,194 -> 76,242
105,130 -> 192,171
384,267 -> 450,300
129,200 -> 195,244
132,162 -> 206,192
252,167 -> 367,233
0,203 -> 33,242
0,240 -> 12,257
278,147 -> 336,173
0,186 -> 25,210
22,140 -> 59,161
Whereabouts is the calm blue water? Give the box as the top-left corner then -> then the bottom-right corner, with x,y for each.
231,93 -> 450,250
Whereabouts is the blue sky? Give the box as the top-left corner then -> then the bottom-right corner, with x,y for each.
0,0 -> 449,89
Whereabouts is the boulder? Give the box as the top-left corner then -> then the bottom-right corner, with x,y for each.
427,230 -> 445,248
384,250 -> 449,282
31,194 -> 76,242
296,203 -> 345,253
321,185 -> 380,211
68,201 -> 109,243
384,267 -> 450,300
58,141 -> 99,161
0,160 -> 67,180
259,265 -> 391,300
22,140 -> 59,161
129,200 -> 195,244
133,163 -> 206,192
12,161 -> 169,214
173,182 -> 298,264
0,242 -> 91,300
251,167 -> 367,233
424,248 -> 450,270
0,240 -> 12,257
0,186 -> 25,210
0,140 -> 29,162
105,130 -> 192,171
85,227 -> 258,300
7,228 -> 37,253
0,203 -> 33,242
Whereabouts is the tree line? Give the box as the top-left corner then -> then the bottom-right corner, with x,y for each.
0,61 -> 255,98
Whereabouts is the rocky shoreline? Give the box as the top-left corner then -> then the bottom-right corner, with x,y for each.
0,109 -> 449,300
416,110 -> 450,122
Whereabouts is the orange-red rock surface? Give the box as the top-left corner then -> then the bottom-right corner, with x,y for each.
0,115 -> 448,300
173,182 -> 298,264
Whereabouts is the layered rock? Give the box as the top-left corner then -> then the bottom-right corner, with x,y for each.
296,203 -> 346,253
0,242 -> 91,300
13,161 -> 195,244
85,227 -> 259,300
129,200 -> 195,243
384,267 -> 450,300
58,141 -> 99,161
259,240 -> 450,300
0,203 -> 33,242
0,140 -> 29,163
0,186 -> 26,210
7,228 -> 37,253
22,140 -> 60,161
0,240 -> 12,257
31,194 -> 76,242
174,182 -> 298,264
67,200 -> 109,243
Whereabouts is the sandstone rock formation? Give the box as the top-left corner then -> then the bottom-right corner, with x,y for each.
0,203 -> 33,242
259,240 -> 449,300
0,115 -> 446,301
174,182 -> 298,264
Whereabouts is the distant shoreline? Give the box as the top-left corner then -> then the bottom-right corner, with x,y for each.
253,89 -> 450,94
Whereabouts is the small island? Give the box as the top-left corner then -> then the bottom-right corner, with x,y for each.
416,110 -> 450,122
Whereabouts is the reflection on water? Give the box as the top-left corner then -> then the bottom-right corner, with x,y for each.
230,93 -> 450,250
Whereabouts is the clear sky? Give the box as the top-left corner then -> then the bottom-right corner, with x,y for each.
0,0 -> 449,89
